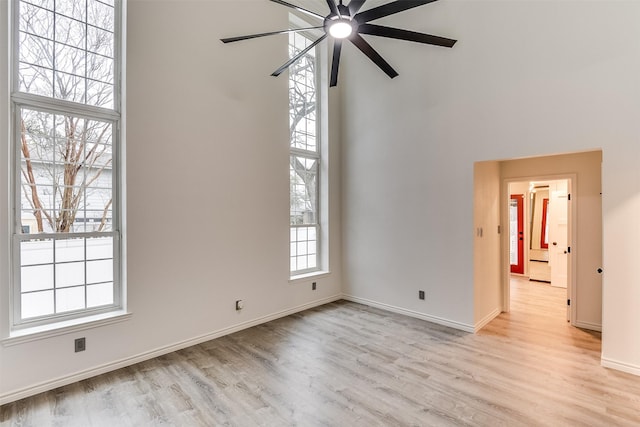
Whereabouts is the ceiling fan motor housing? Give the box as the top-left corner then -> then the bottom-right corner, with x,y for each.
324,4 -> 357,39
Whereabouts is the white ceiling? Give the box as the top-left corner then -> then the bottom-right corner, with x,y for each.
294,0 -> 398,18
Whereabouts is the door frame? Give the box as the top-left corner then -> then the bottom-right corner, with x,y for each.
501,174 -> 577,325
509,194 -> 525,274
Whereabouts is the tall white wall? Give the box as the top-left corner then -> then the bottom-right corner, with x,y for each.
341,0 -> 640,373
0,0 -> 343,402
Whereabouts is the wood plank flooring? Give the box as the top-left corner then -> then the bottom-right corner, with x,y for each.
2,278 -> 640,426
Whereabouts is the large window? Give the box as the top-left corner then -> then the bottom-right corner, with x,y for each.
11,0 -> 122,328
289,31 -> 321,275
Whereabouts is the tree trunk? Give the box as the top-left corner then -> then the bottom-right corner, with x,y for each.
20,120 -> 45,232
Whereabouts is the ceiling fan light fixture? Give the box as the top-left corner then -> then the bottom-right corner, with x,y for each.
221,0 -> 458,87
328,19 -> 353,39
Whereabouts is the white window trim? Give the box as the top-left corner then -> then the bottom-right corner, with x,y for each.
2,310 -> 131,346
9,0 -> 125,332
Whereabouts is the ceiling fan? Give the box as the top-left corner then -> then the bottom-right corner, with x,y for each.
221,0 -> 457,87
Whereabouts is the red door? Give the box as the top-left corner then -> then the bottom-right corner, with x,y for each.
510,194 -> 525,274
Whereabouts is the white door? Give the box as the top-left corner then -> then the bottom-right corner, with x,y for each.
548,180 -> 569,317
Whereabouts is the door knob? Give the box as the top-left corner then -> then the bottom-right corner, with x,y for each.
552,242 -> 558,246
597,268 -> 603,274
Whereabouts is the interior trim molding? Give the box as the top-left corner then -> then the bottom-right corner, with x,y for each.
574,320 -> 602,332
474,308 -> 501,333
601,357 -> 640,377
0,294 -> 342,406
342,294 -> 475,333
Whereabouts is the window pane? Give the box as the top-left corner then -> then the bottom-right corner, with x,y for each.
55,43 -> 86,76
307,254 -> 317,269
18,63 -> 53,97
19,2 -> 54,39
20,108 -> 113,234
290,156 -> 317,225
87,259 -> 112,284
21,264 -> 54,292
54,70 -> 86,103
19,32 -> 53,68
87,80 -> 114,108
87,53 -> 114,83
56,261 -> 85,288
55,238 -> 85,262
87,282 -> 113,307
297,256 -> 308,270
88,26 -> 114,57
20,239 -> 53,265
88,0 -> 114,31
86,236 -> 113,259
55,14 -> 86,48
22,290 -> 54,319
57,0 -> 87,21
56,286 -> 85,313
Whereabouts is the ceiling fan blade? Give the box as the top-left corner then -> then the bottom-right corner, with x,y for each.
221,26 -> 325,44
348,0 -> 367,15
358,23 -> 457,48
326,0 -> 339,16
355,0 -> 438,23
269,0 -> 325,20
330,40 -> 343,87
349,33 -> 398,79
272,34 -> 328,77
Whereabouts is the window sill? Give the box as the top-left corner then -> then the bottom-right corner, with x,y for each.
289,270 -> 331,284
2,310 -> 132,347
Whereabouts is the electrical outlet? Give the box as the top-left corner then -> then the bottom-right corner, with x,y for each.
419,290 -> 425,300
312,282 -> 317,291
235,300 -> 244,311
74,337 -> 86,353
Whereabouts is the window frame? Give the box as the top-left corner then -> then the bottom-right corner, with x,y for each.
288,18 -> 326,278
9,0 -> 123,330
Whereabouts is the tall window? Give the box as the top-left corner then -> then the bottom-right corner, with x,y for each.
11,0 -> 122,328
289,31 -> 320,275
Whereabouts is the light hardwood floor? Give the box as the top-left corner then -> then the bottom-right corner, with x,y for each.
2,278 -> 639,426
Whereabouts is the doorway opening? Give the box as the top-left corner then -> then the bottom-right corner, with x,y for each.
508,178 -> 571,322
473,150 -> 602,334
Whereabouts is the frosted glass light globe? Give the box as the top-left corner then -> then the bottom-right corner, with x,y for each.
329,21 -> 353,39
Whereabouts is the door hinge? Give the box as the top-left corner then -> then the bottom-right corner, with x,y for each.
567,299 -> 571,306
568,193 -> 571,201
567,246 -> 571,253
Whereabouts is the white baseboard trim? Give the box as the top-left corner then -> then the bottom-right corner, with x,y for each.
342,295 -> 475,333
474,308 -> 501,332
574,320 -> 602,332
0,294 -> 342,406
601,357 -> 640,377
